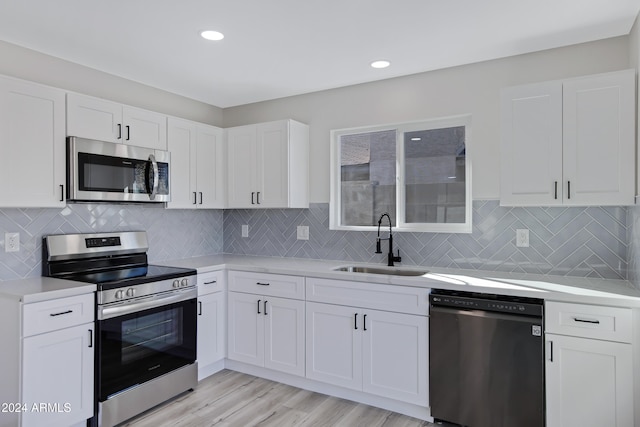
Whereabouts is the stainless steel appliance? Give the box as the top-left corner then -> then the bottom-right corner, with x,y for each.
67,137 -> 171,203
42,231 -> 197,427
429,289 -> 545,427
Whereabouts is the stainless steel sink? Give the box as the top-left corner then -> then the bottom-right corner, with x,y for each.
333,265 -> 428,276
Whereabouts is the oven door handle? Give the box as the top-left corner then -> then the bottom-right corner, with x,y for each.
99,288 -> 196,320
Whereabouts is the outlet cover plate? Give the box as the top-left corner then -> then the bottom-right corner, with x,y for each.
241,225 -> 249,238
516,229 -> 529,248
5,232 -> 19,252
297,226 -> 309,240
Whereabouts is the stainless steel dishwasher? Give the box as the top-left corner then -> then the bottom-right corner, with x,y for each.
429,289 -> 545,427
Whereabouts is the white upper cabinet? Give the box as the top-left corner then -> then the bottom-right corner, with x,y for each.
167,117 -> 225,209
227,119 -> 309,209
0,76 -> 66,208
67,93 -> 167,150
500,69 -> 635,206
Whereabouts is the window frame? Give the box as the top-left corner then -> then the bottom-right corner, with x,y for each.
329,115 -> 472,233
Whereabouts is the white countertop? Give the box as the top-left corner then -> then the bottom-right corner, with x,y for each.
162,254 -> 640,308
0,277 -> 96,303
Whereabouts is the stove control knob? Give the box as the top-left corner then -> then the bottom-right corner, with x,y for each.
173,279 -> 180,289
115,290 -> 125,300
126,288 -> 135,298
181,278 -> 189,287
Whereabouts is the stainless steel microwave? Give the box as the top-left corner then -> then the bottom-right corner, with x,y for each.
67,137 -> 171,203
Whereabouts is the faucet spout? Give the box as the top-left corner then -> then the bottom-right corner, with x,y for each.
375,213 -> 402,266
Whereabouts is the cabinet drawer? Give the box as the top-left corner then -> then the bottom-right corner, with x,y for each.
198,271 -> 224,295
306,277 -> 429,315
545,301 -> 632,343
23,293 -> 94,337
228,271 -> 304,299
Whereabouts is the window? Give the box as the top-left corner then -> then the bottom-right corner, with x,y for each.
330,115 -> 471,233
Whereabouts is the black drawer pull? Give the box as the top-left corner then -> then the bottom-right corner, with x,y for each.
573,317 -> 600,324
256,282 -> 270,286
204,280 -> 217,285
50,310 -> 73,317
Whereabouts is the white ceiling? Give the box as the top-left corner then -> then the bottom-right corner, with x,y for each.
0,0 -> 638,108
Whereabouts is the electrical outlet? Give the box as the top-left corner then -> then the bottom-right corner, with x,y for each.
297,225 -> 309,240
516,229 -> 529,248
241,225 -> 249,238
5,232 -> 19,252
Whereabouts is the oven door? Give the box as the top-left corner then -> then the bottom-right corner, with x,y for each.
67,136 -> 170,203
97,290 -> 196,401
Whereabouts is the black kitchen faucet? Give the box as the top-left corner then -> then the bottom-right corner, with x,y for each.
375,212 -> 402,266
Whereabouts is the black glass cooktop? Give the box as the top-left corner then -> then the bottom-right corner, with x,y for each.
66,264 -> 196,290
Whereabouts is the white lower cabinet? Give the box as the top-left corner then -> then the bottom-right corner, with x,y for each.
305,301 -> 428,405
545,334 -> 633,427
228,291 -> 305,377
21,323 -> 94,427
545,301 -> 635,427
197,292 -> 225,377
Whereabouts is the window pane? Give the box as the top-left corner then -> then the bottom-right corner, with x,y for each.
404,126 -> 466,224
340,130 -> 396,226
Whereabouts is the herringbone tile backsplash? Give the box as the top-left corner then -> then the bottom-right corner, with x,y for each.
0,204 -> 223,281
224,201 -> 629,280
0,200 -> 634,282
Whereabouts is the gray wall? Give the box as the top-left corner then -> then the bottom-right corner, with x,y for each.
0,40 -> 223,126
223,37 -> 630,203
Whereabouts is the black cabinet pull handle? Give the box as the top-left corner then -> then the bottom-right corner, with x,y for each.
354,313 -> 358,330
256,282 -> 270,286
193,192 -> 197,204
363,314 -> 367,331
257,191 -> 260,204
117,123 -> 122,139
59,184 -> 64,202
554,181 -> 558,200
198,301 -> 203,315
88,329 -> 93,348
199,192 -> 203,204
50,310 -> 73,317
204,280 -> 217,285
257,299 -> 261,314
126,125 -> 130,141
264,300 -> 268,315
573,317 -> 600,324
251,192 -> 255,204
567,181 -> 571,199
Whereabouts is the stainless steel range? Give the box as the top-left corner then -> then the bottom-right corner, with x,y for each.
42,231 -> 198,427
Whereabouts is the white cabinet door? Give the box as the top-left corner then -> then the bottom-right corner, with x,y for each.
21,323 -> 94,427
167,119 -> 225,209
66,93 -> 167,150
264,296 -> 305,376
562,70 -> 635,206
545,334 -> 634,427
167,117 -> 196,208
257,120 -> 289,208
226,124 -> 258,208
66,93 -> 122,142
197,292 -> 225,377
0,77 -> 66,207
228,292 -> 264,366
305,302 -> 362,391
500,81 -> 563,206
500,70 -> 635,207
122,105 -> 167,150
226,120 -> 308,208
362,310 -> 428,405
196,124 -> 225,208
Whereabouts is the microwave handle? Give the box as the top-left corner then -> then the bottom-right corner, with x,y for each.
148,154 -> 159,200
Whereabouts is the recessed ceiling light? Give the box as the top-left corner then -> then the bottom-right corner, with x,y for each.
411,137 -> 421,141
370,60 -> 390,69
201,30 -> 224,41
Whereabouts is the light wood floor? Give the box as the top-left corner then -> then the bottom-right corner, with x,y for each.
124,369 -> 436,427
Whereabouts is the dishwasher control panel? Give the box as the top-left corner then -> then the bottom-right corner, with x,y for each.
430,290 -> 543,317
